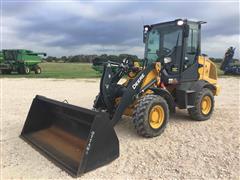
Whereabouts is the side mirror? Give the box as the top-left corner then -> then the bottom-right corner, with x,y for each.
143,25 -> 151,43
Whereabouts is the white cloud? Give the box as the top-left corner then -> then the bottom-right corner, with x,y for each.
202,34 -> 240,58
2,1 -> 239,58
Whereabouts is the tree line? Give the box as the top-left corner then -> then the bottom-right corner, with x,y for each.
44,54 -> 140,64
43,54 -> 239,64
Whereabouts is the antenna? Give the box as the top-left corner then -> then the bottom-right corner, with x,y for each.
141,15 -> 145,26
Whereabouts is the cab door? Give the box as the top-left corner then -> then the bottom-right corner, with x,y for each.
180,23 -> 200,82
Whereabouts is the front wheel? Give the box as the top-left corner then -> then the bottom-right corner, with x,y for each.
188,88 -> 214,121
132,94 -> 169,138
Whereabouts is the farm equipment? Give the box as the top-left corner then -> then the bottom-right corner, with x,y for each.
20,19 -> 220,177
0,49 -> 46,74
220,47 -> 240,75
0,51 -> 3,63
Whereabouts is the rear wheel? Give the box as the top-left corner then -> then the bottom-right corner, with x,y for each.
132,94 -> 169,138
19,66 -> 30,74
188,88 -> 214,120
35,66 -> 41,74
24,66 -> 30,74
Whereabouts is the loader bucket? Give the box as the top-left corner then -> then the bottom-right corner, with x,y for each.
20,95 -> 119,177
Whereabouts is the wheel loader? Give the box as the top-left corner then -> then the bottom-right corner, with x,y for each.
20,19 -> 220,177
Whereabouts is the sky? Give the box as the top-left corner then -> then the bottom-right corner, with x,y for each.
1,0 -> 240,58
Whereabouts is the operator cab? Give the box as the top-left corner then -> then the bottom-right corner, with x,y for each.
143,19 -> 206,84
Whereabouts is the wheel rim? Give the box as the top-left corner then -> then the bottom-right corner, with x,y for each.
26,68 -> 29,73
149,105 -> 164,129
201,96 -> 212,115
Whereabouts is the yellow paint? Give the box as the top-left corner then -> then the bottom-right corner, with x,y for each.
149,105 -> 165,129
201,95 -> 212,115
198,56 -> 220,96
142,62 -> 161,87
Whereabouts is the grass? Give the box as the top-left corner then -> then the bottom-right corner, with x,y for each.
0,62 -> 237,79
0,63 -> 101,79
215,62 -> 224,76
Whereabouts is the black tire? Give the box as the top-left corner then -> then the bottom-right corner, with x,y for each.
19,66 -> 30,74
132,94 -> 169,138
35,66 -> 41,74
24,66 -> 30,74
188,88 -> 214,121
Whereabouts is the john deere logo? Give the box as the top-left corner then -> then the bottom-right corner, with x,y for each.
132,73 -> 145,90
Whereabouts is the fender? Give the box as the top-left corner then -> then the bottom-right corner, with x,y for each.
191,80 -> 217,93
149,87 -> 176,113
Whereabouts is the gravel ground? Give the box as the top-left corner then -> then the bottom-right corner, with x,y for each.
1,77 -> 239,179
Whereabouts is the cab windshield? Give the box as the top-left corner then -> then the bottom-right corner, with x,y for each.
145,25 -> 183,64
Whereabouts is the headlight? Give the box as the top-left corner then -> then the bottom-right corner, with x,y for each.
177,20 -> 184,26
144,27 -> 149,31
164,57 -> 172,64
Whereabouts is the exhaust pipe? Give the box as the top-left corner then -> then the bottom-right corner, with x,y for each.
20,95 -> 119,177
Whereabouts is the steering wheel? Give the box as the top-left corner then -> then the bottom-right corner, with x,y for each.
162,47 -> 172,55
156,48 -> 172,62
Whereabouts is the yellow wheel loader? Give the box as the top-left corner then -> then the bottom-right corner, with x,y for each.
20,19 -> 220,177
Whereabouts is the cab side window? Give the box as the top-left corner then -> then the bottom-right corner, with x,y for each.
146,30 -> 160,64
184,27 -> 199,70
188,29 -> 198,53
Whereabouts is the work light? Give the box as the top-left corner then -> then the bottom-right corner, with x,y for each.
177,20 -> 184,26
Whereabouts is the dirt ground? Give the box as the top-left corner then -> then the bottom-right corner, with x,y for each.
1,77 -> 239,179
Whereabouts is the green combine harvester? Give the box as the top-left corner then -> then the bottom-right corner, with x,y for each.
0,49 -> 46,74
